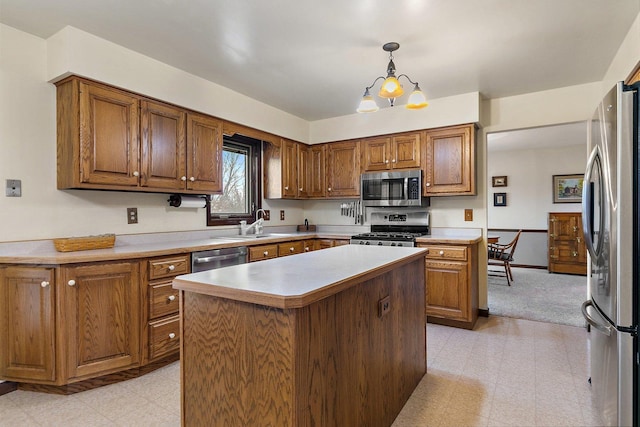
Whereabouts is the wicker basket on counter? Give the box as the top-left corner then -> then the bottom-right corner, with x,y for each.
53,233 -> 116,252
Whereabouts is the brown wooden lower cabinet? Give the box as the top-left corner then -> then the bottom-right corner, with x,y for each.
0,267 -> 56,383
418,242 -> 479,329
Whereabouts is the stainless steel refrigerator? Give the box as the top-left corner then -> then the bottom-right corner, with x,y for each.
581,81 -> 639,427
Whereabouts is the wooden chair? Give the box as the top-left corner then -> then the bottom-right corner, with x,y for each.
488,230 -> 522,286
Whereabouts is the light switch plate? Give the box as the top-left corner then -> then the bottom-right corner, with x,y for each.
6,179 -> 21,197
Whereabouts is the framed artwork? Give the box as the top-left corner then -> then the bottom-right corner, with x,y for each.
492,176 -> 508,187
553,174 -> 583,203
493,192 -> 507,207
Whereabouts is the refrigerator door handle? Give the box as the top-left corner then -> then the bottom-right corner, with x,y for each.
581,146 -> 604,260
581,300 -> 612,336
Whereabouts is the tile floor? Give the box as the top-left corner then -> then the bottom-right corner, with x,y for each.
0,316 -> 602,427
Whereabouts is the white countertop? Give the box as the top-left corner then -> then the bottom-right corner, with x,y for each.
173,245 -> 427,308
0,226 -> 481,264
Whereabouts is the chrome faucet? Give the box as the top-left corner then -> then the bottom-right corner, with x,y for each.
240,209 -> 267,235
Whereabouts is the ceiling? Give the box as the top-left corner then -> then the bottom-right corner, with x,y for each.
1,0 -> 638,121
487,122 -> 587,152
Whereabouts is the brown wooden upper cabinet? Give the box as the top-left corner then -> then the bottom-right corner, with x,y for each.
56,76 -> 222,194
422,124 -> 476,196
361,132 -> 421,171
264,138 -> 302,199
326,140 -> 361,198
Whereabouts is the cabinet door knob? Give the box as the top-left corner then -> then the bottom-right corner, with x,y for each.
133,171 -> 140,177
289,247 -> 294,252
168,333 -> 176,339
181,176 -> 187,181
168,264 -> 175,271
189,177 -> 195,182
385,160 -> 389,164
168,295 -> 176,302
439,250 -> 445,256
41,281 -> 50,288
284,186 -> 289,190
328,187 -> 332,191
263,251 -> 269,256
426,183 -> 431,187
299,188 -> 303,191
392,159 -> 396,163
68,280 -> 76,286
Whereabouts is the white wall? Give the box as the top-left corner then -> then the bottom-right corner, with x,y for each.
487,144 -> 586,229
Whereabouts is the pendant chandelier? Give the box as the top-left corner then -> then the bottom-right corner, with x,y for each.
357,42 -> 428,113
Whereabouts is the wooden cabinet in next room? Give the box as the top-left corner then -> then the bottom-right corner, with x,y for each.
548,212 -> 587,275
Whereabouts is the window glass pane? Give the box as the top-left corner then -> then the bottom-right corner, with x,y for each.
210,144 -> 249,214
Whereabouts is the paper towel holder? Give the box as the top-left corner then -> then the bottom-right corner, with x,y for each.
168,194 -> 209,208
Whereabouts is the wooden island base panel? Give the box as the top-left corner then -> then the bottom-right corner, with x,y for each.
174,245 -> 427,427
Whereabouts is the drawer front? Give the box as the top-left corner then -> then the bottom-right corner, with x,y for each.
149,255 -> 189,280
422,245 -> 467,261
149,281 -> 180,319
277,241 -> 304,257
149,315 -> 180,360
249,244 -> 278,262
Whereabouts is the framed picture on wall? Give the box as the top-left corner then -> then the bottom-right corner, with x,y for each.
553,174 -> 583,203
492,176 -> 508,187
493,192 -> 507,207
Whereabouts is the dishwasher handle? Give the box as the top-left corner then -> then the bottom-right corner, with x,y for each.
581,300 -> 612,336
193,253 -> 245,264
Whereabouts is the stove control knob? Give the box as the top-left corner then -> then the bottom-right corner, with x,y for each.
377,242 -> 383,246
390,243 -> 396,247
397,243 -> 403,247
365,241 -> 370,245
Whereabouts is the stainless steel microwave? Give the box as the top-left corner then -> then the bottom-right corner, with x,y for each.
360,170 -> 424,207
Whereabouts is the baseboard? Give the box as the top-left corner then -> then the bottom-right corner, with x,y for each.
0,381 -> 17,396
512,264 -> 547,270
478,308 -> 490,317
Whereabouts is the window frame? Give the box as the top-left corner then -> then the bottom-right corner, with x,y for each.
206,136 -> 262,226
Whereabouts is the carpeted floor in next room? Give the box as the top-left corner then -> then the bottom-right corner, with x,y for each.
488,267 -> 587,328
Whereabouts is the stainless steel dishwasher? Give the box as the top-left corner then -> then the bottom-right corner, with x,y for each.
191,246 -> 248,272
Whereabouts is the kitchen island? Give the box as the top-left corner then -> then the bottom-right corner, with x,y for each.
173,245 -> 427,427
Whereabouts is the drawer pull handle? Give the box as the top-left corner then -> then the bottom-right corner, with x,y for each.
168,265 -> 175,271
68,280 -> 76,287
305,247 -> 310,252
289,247 -> 295,252
168,333 -> 176,339
439,251 -> 445,256
168,295 -> 176,302
426,182 -> 431,187
263,251 -> 269,256
41,281 -> 50,288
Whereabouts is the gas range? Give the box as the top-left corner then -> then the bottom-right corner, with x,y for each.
350,209 -> 429,247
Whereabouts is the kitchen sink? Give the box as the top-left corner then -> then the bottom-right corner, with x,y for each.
217,233 -> 294,240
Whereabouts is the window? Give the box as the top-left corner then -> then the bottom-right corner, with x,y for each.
207,136 -> 261,226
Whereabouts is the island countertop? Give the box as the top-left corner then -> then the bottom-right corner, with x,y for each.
173,244 -> 426,309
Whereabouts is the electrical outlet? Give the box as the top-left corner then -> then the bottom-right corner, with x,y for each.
127,207 -> 138,224
464,209 -> 473,221
378,296 -> 391,318
280,210 -> 285,221
5,179 -> 21,197
263,210 -> 270,221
